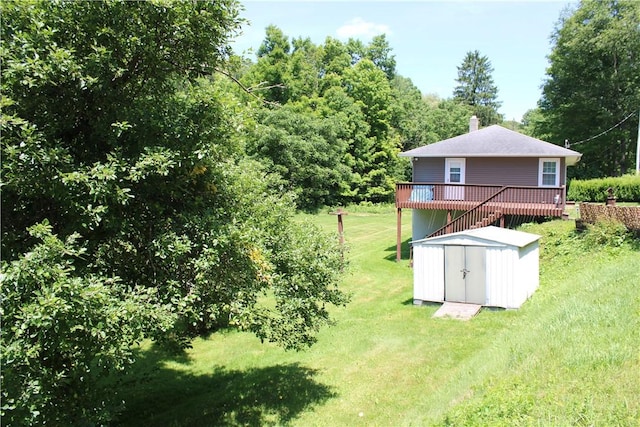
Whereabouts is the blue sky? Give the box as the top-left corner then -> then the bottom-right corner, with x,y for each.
231,1 -> 577,121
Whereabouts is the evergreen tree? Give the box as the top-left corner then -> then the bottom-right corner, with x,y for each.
453,50 -> 503,125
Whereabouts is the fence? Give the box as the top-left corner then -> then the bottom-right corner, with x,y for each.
579,203 -> 640,231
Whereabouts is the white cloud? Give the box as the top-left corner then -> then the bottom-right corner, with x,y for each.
336,17 -> 391,39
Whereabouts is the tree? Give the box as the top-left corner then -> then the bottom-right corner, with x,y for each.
453,50 -> 503,126
389,75 -> 429,151
288,37 -> 323,100
245,25 -> 292,103
1,223 -> 173,426
319,37 -> 351,94
366,34 -> 396,80
343,59 -> 402,201
1,1 -> 347,423
246,103 -> 352,210
539,0 -> 640,178
520,108 -> 553,141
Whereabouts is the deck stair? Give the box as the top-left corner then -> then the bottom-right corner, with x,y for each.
469,211 -> 503,230
428,187 -> 508,238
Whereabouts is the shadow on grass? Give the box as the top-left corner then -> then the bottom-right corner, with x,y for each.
383,237 -> 412,262
115,345 -> 336,427
401,298 -> 444,309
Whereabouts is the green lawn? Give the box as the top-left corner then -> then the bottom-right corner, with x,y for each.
117,206 -> 640,426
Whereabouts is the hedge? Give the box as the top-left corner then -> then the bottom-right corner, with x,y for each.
567,174 -> 640,202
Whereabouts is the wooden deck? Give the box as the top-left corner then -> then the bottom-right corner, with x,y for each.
398,199 -> 564,217
395,183 -> 566,217
395,183 -> 567,261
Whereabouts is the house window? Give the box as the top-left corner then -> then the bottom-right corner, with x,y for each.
449,167 -> 461,183
539,158 -> 560,187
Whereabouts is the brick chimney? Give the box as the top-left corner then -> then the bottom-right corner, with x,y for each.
469,115 -> 479,132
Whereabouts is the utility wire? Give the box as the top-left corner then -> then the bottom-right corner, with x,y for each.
566,112 -> 637,148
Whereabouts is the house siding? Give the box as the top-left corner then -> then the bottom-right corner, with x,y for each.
412,157 -> 567,187
466,158 -> 538,186
412,158 -> 444,182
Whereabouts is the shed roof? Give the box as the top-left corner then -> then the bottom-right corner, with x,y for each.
400,125 -> 581,166
412,226 -> 541,248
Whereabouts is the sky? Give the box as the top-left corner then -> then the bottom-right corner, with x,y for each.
230,0 -> 577,122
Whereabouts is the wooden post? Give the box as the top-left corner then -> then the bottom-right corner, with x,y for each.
330,208 -> 348,245
396,208 -> 402,262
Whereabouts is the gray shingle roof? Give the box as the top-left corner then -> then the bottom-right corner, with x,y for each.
400,125 -> 582,165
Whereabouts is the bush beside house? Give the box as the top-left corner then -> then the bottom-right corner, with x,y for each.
568,175 -> 640,202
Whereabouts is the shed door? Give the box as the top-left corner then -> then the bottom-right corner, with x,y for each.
444,246 -> 486,304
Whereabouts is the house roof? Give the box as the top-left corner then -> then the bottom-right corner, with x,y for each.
400,125 -> 582,166
412,226 -> 541,248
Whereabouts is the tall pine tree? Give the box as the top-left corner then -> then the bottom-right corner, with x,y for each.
453,50 -> 503,126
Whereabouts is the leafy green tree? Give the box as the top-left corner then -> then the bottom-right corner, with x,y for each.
246,103 -> 352,210
288,37 -> 323,100
453,50 -> 503,125
343,36 -> 396,79
421,96 -> 474,142
343,59 -> 402,201
316,85 -> 373,200
246,25 -> 292,103
1,1 -> 347,423
346,38 -> 366,65
319,37 -> 351,94
389,76 -> 435,152
366,34 -> 396,80
1,223 -> 173,426
520,107 -> 553,141
539,0 -> 640,178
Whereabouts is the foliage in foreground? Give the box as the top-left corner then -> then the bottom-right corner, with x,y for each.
1,1 -> 347,424
0,223 -> 174,425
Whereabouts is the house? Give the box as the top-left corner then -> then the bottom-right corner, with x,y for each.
411,226 -> 541,308
395,116 -> 581,261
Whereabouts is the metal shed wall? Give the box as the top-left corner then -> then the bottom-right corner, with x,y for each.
412,244 -> 444,302
412,229 -> 540,309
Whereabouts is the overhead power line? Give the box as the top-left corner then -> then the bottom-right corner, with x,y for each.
566,112 -> 637,148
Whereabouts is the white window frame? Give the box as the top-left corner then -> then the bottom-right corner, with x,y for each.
445,158 -> 466,184
445,158 -> 466,200
538,158 -> 560,187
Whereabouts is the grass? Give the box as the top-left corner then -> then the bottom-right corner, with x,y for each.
115,207 -> 640,426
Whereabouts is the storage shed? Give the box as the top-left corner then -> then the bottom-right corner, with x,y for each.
411,226 -> 541,309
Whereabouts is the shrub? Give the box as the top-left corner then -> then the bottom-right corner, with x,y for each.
581,219 -> 630,248
568,175 -> 640,202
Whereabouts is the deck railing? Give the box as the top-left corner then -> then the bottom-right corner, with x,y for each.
427,187 -> 509,237
396,183 -> 565,212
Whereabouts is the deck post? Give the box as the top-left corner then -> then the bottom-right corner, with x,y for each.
396,208 -> 402,262
500,215 -> 505,228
